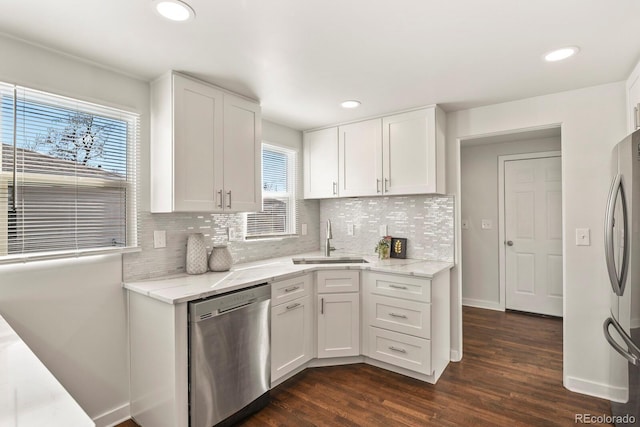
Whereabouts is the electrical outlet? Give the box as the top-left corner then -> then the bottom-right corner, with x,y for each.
301,223 -> 308,236
153,230 -> 166,248
347,224 -> 355,236
481,219 -> 492,230
379,224 -> 388,236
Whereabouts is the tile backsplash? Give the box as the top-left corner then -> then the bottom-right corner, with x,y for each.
123,200 -> 320,281
123,195 -> 454,282
320,195 -> 454,262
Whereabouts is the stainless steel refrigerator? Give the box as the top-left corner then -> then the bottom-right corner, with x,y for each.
603,128 -> 640,424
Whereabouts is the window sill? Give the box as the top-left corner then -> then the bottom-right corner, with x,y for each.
0,246 -> 141,266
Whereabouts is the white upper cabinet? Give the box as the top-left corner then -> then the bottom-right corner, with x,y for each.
303,127 -> 339,198
222,94 -> 262,212
304,106 -> 445,199
338,118 -> 383,197
627,60 -> 640,132
382,107 -> 445,195
151,72 -> 261,213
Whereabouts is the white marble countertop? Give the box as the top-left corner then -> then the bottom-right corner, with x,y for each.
124,251 -> 454,304
0,315 -> 94,427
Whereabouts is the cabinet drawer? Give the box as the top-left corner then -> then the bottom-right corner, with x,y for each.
271,274 -> 311,306
317,270 -> 360,293
365,272 -> 430,302
367,294 -> 431,339
368,327 -> 431,375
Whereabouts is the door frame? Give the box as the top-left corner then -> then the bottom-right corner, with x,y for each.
497,150 -> 562,311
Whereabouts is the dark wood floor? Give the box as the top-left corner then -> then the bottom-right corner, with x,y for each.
120,306 -> 612,426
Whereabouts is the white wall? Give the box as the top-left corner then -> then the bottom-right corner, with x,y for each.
446,82 -> 627,399
460,136 -> 561,309
0,34 -> 150,426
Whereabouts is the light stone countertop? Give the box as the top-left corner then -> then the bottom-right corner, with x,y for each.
0,315 -> 94,427
123,251 -> 454,304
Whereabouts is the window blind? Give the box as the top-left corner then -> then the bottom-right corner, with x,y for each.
246,144 -> 297,238
0,82 -> 139,261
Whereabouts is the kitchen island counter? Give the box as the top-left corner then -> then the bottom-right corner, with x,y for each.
0,315 -> 94,427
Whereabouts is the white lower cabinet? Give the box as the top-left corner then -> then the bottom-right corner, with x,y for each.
317,292 -> 360,358
367,326 -> 431,374
363,270 -> 450,381
270,275 -> 314,384
316,270 -> 360,358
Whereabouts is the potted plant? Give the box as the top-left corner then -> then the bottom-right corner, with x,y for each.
375,236 -> 392,259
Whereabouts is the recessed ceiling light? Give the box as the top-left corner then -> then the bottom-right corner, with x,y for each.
341,100 -> 361,109
544,46 -> 580,62
154,0 -> 195,22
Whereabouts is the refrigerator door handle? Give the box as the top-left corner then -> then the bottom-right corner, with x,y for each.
604,173 -> 630,296
604,317 -> 639,365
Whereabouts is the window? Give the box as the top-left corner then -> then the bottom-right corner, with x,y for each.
245,143 -> 296,239
0,83 -> 139,261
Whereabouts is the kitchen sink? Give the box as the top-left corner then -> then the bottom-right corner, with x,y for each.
292,257 -> 369,265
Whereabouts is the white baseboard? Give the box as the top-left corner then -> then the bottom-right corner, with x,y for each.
462,298 -> 503,311
565,376 -> 627,403
93,403 -> 131,427
450,349 -> 462,362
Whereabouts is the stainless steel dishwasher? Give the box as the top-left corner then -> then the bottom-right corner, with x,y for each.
189,283 -> 271,427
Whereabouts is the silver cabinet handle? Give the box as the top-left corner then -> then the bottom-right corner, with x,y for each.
604,173 -> 629,296
376,179 -> 381,193
217,190 -> 223,209
332,182 -> 337,196
384,178 -> 389,192
389,312 -> 408,319
286,303 -> 301,310
226,191 -> 232,209
284,286 -> 300,293
506,240 -> 514,246
388,346 -> 407,354
389,284 -> 408,290
604,317 -> 639,365
321,297 -> 324,314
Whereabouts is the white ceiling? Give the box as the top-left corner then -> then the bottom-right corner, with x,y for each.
1,0 -> 639,130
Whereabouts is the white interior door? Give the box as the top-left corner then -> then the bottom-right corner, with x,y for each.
504,156 -> 563,316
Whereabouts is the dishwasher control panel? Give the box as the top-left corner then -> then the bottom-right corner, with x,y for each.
189,283 -> 271,322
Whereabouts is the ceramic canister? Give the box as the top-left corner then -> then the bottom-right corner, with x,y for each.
186,233 -> 208,275
209,245 -> 233,272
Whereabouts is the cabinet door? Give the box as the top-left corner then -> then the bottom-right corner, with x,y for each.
317,293 -> 359,358
382,108 -> 437,195
173,75 -> 224,211
271,295 -> 314,383
338,119 -> 383,197
303,128 -> 339,199
628,73 -> 640,132
223,94 -> 262,212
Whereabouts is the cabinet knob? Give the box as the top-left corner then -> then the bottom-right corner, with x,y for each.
506,240 -> 514,246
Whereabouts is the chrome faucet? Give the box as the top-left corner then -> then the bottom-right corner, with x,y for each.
325,219 -> 336,256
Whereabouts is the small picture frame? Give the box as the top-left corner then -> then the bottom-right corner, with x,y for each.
390,238 -> 407,259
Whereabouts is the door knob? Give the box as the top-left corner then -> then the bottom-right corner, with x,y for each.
506,240 -> 514,246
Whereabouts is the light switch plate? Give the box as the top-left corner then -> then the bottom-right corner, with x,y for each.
347,224 -> 355,236
153,230 -> 166,248
481,219 -> 492,230
379,224 -> 388,236
576,228 -> 590,246
301,223 -> 308,236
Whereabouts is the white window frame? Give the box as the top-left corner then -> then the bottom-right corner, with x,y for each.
0,83 -> 139,263
245,142 -> 297,240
